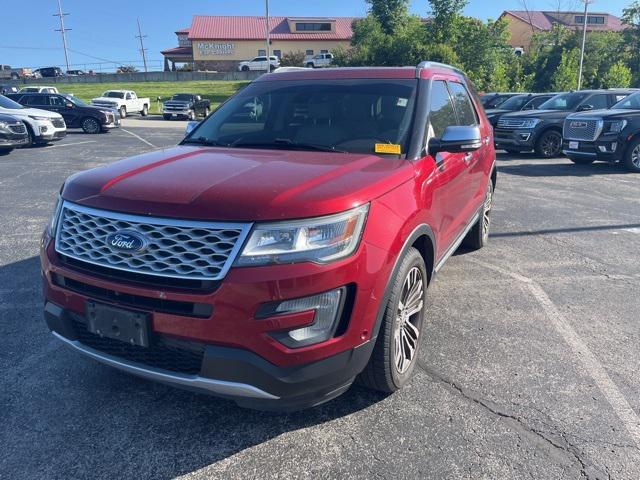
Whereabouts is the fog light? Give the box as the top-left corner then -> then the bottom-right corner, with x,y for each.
519,133 -> 531,141
40,126 -> 48,133
611,142 -> 617,152
270,287 -> 346,348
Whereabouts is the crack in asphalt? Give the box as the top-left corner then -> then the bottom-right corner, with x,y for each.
416,362 -> 610,480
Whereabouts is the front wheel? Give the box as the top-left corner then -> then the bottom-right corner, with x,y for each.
623,139 -> 640,173
119,106 -> 127,119
535,130 -> 562,158
241,65 -> 249,72
187,110 -> 196,121
203,107 -> 210,117
359,247 -> 427,393
463,178 -> 494,250
81,117 -> 101,134
163,114 -> 171,120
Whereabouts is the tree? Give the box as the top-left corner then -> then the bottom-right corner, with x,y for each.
280,51 -> 306,67
365,0 -> 409,35
117,65 -> 138,73
602,61 -> 632,88
551,49 -> 579,91
622,1 -> 640,83
427,0 -> 469,43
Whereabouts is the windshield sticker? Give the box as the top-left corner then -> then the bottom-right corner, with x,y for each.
375,143 -> 402,155
396,98 -> 408,107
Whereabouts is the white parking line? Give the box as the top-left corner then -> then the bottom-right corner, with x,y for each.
45,141 -> 97,149
120,128 -> 155,148
470,258 -> 640,449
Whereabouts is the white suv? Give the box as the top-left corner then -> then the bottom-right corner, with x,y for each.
305,53 -> 334,68
238,56 -> 280,72
0,95 -> 66,145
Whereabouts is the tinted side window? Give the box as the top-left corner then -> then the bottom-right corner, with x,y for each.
586,94 -> 608,110
448,82 -> 478,126
428,80 -> 456,138
530,96 -> 550,109
23,95 -> 47,106
49,95 -> 66,106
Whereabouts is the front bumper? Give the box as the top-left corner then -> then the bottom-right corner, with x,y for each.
0,130 -> 29,147
562,137 -> 624,163
45,301 -> 373,410
494,128 -> 537,150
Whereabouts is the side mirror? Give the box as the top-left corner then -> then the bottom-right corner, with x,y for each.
185,120 -> 200,136
66,102 -> 74,108
577,104 -> 594,112
428,125 -> 482,155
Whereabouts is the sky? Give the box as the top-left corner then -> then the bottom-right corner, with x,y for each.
0,0 -> 631,72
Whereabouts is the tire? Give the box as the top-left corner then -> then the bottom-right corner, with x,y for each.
568,156 -> 595,165
535,130 -> 562,158
359,247 -> 427,393
306,62 -> 314,68
23,124 -> 34,148
119,106 -> 127,119
269,65 -> 276,72
623,138 -> 640,173
163,114 -> 171,120
241,65 -> 249,72
140,105 -> 148,117
187,109 -> 196,121
0,147 -> 13,155
463,178 -> 494,250
203,107 -> 210,117
81,117 -> 101,134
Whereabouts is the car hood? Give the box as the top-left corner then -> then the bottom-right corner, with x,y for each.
566,109 -> 638,120
484,108 -> 510,116
62,146 -> 413,221
500,109 -> 575,121
0,106 -> 62,119
91,97 -> 120,103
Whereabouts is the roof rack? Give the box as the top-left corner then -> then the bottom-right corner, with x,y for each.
415,61 -> 465,78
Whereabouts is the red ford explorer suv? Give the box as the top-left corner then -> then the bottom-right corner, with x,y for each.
41,63 -> 496,410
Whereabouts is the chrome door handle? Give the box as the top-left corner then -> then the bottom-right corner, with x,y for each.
483,136 -> 491,145
463,152 -> 473,163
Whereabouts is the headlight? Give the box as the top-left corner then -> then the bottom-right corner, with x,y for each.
29,115 -> 51,121
47,194 -> 63,237
521,119 -> 541,129
235,204 -> 369,266
606,120 -> 627,134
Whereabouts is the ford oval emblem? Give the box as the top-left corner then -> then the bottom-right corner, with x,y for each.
106,230 -> 147,253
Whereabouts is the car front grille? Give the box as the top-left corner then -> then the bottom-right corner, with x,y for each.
51,118 -> 65,128
497,118 -> 527,129
71,315 -> 205,375
55,202 -> 252,281
563,118 -> 603,141
9,123 -> 26,134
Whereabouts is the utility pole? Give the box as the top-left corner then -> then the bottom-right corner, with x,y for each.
53,0 -> 71,72
136,18 -> 148,73
577,0 -> 594,90
265,0 -> 270,71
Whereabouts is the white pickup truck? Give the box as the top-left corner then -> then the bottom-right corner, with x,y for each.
91,90 -> 150,119
305,53 -> 334,68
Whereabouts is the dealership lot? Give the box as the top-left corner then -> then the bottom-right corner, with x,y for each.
1,125 -> 639,479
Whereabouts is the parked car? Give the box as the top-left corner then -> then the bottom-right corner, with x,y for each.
484,93 -> 556,128
19,86 -> 59,94
41,62 -> 497,411
0,85 -> 19,95
0,65 -> 37,80
238,56 -> 280,72
494,89 -> 634,157
306,53 -> 334,68
7,92 -> 120,134
480,92 -> 520,109
91,90 -> 150,118
66,70 -> 86,76
162,93 -> 211,120
34,67 -> 65,78
0,95 -> 66,145
563,91 -> 640,173
0,112 -> 29,154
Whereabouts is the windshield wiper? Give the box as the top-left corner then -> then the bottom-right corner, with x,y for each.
231,138 -> 347,153
181,136 -> 230,147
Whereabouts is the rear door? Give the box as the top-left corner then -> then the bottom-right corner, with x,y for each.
417,78 -> 471,259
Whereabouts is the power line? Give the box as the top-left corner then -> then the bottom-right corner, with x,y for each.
136,18 -> 148,73
53,0 -> 71,72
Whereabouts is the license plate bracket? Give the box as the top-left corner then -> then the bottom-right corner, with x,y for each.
86,301 -> 150,347
569,141 -> 579,149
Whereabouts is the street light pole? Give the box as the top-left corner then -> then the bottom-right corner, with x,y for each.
265,0 -> 270,71
577,0 -> 593,90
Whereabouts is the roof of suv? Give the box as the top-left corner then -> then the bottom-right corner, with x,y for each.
260,62 -> 466,82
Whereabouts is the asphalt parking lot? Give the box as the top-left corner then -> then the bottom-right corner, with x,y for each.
1,121 -> 639,479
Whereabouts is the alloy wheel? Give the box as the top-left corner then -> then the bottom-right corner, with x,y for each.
482,183 -> 493,240
632,145 -> 640,168
394,267 -> 424,374
83,118 -> 100,134
542,133 -> 561,157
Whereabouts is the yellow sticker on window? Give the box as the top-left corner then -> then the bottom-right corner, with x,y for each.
375,143 -> 401,155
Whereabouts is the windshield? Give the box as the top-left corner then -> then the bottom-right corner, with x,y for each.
172,94 -> 193,101
498,95 -> 531,111
20,87 -> 40,92
184,79 -> 418,156
103,91 -> 125,99
612,92 -> 640,110
0,95 -> 24,109
539,92 -> 589,111
63,94 -> 88,107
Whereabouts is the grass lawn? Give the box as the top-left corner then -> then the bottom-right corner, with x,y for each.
62,81 -> 250,114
